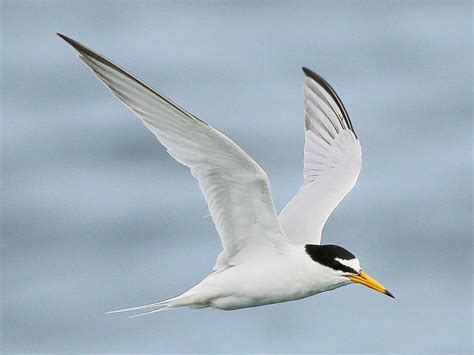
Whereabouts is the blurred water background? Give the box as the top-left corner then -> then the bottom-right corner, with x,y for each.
2,1 -> 472,353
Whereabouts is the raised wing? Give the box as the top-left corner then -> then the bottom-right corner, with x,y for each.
278,67 -> 362,245
58,34 -> 288,270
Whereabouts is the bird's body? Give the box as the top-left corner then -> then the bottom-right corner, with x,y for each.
58,33 -> 394,317
166,245 -> 349,311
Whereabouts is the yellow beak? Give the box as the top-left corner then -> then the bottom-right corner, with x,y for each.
347,271 -> 394,298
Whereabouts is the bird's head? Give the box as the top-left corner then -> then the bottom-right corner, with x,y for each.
305,244 -> 394,298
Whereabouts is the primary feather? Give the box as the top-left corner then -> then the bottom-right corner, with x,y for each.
278,68 -> 362,245
57,34 -> 288,271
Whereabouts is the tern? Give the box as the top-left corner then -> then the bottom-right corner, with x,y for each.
59,33 -> 394,317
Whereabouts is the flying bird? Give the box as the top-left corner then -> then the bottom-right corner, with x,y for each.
58,33 -> 394,317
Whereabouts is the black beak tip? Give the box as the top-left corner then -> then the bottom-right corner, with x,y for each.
384,290 -> 395,299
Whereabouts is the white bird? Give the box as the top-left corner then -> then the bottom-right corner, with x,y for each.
59,33 -> 394,317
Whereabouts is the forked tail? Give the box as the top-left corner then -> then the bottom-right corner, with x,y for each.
107,300 -> 173,318
106,292 -> 201,318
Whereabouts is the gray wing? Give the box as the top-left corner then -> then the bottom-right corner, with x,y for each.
279,68 -> 362,245
59,34 -> 288,269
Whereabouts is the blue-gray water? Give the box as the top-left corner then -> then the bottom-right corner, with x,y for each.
2,1 -> 472,353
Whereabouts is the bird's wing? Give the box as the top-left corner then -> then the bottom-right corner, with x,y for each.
278,67 -> 362,245
59,34 -> 288,270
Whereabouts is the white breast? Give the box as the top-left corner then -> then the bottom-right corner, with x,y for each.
186,245 -> 350,310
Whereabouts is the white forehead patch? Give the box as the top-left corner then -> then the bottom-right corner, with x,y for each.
335,258 -> 361,273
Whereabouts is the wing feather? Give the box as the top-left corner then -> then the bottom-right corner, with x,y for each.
59,34 -> 287,269
279,68 -> 362,245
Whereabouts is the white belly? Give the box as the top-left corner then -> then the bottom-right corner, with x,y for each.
183,247 -> 349,310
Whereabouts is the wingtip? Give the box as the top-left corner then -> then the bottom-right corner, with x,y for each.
302,66 -> 312,77
300,66 -> 357,138
301,66 -> 324,83
57,33 -> 86,53
57,32 -> 73,43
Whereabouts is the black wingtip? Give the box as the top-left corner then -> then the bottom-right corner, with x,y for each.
302,66 -> 311,76
302,66 -> 327,83
57,32 -> 73,44
57,33 -> 83,51
56,33 -> 107,68
302,66 -> 317,79
385,289 -> 395,299
301,66 -> 357,138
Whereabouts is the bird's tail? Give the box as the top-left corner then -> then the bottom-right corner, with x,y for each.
106,299 -> 173,318
106,292 -> 202,318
